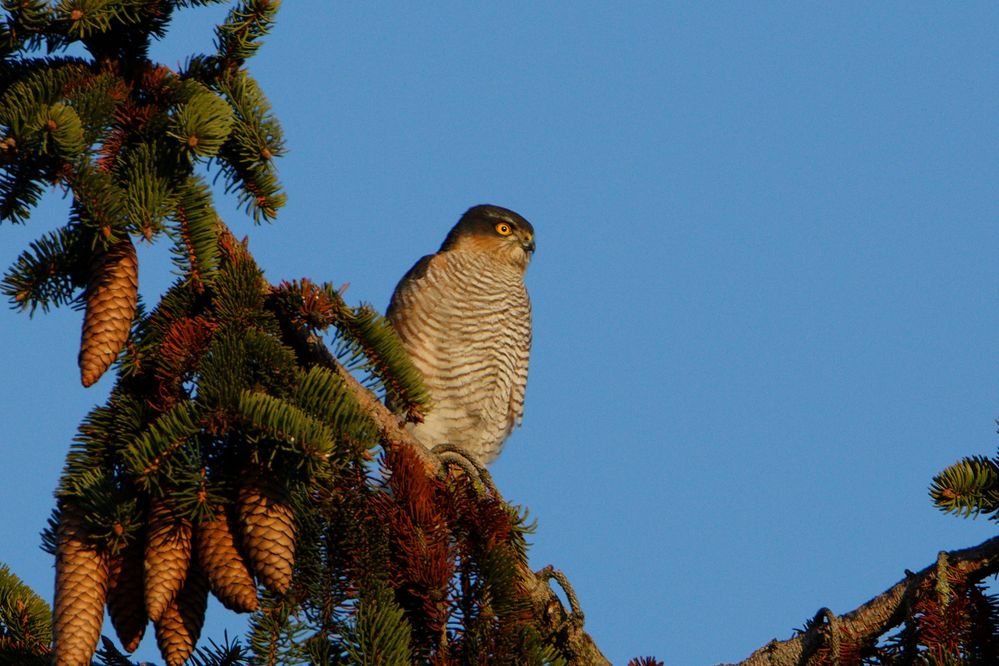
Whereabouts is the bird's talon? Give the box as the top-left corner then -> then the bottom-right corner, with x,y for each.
433,443 -> 497,494
537,565 -> 585,626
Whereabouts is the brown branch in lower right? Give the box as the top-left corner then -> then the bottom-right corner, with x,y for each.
724,535 -> 999,666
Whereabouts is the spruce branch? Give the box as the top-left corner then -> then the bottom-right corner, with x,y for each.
119,141 -> 178,236
931,454 -> 999,520
725,535 -> 999,666
214,0 -> 279,65
1,223 -> 87,313
168,80 -> 235,158
170,176 -> 221,285
237,389 -> 336,461
3,0 -> 54,53
332,302 -> 432,422
291,365 -> 375,444
31,101 -> 85,157
0,154 -> 46,222
0,563 -> 51,665
278,323 -> 613,666
245,593 -> 310,666
121,399 -> 202,493
183,634 -> 250,666
94,636 -> 143,666
57,1 -> 129,41
8,8 -> 619,664
214,68 -> 285,222
63,160 -> 129,237
343,579 -> 415,666
0,57 -> 89,132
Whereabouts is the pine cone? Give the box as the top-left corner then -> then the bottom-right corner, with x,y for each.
79,236 -> 138,387
153,562 -> 209,666
195,504 -> 259,612
144,500 -> 192,622
237,466 -> 296,595
107,541 -> 147,653
52,506 -> 109,666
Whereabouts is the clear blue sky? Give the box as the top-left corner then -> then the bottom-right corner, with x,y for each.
2,3 -> 998,664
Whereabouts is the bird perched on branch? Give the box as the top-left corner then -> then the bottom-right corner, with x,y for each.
388,204 -> 535,465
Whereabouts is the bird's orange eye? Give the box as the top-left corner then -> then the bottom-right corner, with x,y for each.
495,222 -> 512,236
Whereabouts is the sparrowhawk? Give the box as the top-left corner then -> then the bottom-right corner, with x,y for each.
388,204 -> 534,465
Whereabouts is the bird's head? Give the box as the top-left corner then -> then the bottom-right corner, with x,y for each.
440,204 -> 535,272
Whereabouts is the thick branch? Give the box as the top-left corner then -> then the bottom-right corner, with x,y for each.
282,325 -> 611,665
725,535 -> 999,666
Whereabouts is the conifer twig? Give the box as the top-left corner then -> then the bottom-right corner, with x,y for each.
725,535 -> 999,666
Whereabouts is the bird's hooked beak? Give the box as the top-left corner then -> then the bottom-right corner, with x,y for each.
521,232 -> 536,255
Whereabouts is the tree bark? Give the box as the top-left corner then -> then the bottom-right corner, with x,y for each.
724,535 -> 999,666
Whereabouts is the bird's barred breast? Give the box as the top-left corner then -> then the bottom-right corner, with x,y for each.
389,250 -> 531,463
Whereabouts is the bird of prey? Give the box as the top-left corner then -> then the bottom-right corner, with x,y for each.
387,204 -> 535,465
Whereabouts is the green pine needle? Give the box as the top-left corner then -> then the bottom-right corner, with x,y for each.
238,389 -> 337,461
215,69 -> 285,222
343,580 -> 414,666
61,70 -> 123,145
169,80 -> 235,158
247,596 -> 311,666
195,323 -> 299,420
0,159 -> 46,224
1,223 -> 87,313
0,57 -> 88,134
67,159 -> 128,235
120,142 -> 177,237
121,400 -> 202,493
215,0 -> 280,64
59,1 -> 118,40
31,102 -> 85,156
210,257 -> 269,325
3,2 -> 53,51
170,176 -> 221,283
332,303 -> 431,420
292,365 -> 377,447
0,563 -> 51,666
930,455 -> 999,519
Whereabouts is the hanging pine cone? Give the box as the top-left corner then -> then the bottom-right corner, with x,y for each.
52,505 -> 109,666
195,504 -> 259,612
106,540 -> 147,653
153,561 -> 209,666
144,499 -> 193,623
237,466 -> 296,595
79,236 -> 138,387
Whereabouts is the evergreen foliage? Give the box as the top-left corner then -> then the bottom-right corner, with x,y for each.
931,454 -> 999,520
1,223 -> 88,312
5,3 -> 999,666
0,564 -> 51,665
863,579 -> 999,665
0,3 -> 577,660
0,0 -> 286,327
